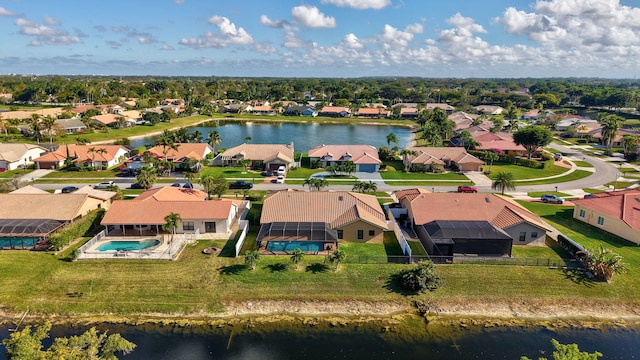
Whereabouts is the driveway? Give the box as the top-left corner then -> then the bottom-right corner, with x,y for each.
310,171 -> 385,183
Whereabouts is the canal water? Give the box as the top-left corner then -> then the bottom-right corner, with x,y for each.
129,120 -> 414,153
1,321 -> 638,359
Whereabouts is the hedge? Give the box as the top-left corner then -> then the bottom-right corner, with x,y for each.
49,209 -> 105,251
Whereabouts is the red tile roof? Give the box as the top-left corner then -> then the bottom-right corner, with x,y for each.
145,143 -> 213,162
573,189 -> 640,230
308,144 -> 381,165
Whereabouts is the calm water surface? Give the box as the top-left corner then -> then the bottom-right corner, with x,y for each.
1,323 -> 638,359
129,121 -> 413,153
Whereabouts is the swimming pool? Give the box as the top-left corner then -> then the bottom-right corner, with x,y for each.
266,241 -> 325,253
0,237 -> 39,249
97,239 -> 160,252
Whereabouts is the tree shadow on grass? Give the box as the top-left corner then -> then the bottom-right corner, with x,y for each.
218,239 -> 239,258
384,273 -> 420,296
561,268 -> 596,287
305,263 -> 330,273
218,264 -> 248,275
266,262 -> 289,273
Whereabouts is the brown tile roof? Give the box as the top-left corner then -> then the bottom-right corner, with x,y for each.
394,188 -> 430,202
0,194 -> 89,221
403,193 -> 548,231
573,189 -> 640,230
319,106 -> 350,113
91,114 -> 121,125
357,108 -> 390,116
426,103 -> 455,111
145,143 -> 213,162
217,144 -> 294,163
261,190 -> 388,230
9,185 -> 49,194
407,147 -> 484,165
101,187 -> 234,225
308,144 -> 381,165
74,185 -> 117,201
70,104 -> 97,114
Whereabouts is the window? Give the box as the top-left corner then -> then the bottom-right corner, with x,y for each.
337,230 -> 343,239
597,217 -> 605,226
531,231 -> 538,239
369,230 -> 375,236
519,232 -> 526,241
579,209 -> 586,218
183,222 -> 195,231
357,230 -> 364,240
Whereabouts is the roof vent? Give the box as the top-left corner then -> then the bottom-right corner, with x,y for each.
338,196 -> 344,201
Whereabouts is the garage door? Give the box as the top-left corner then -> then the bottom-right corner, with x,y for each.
357,164 -> 377,173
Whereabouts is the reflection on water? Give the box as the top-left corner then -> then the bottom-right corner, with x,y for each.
1,319 -> 638,360
129,120 -> 414,153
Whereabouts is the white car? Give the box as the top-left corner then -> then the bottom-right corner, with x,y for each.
277,166 -> 286,176
275,175 -> 285,184
94,181 -> 114,189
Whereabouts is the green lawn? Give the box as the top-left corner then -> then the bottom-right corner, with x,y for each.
286,167 -> 324,178
487,163 -> 569,180
528,191 -> 571,198
42,168 -> 122,179
201,166 -> 265,179
604,181 -> 636,190
516,170 -> 593,185
0,169 -> 32,178
583,188 -> 606,194
572,160 -> 593,167
620,167 -> 640,174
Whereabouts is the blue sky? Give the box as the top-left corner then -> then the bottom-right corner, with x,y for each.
1,0 -> 640,78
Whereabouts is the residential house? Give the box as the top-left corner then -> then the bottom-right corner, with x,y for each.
69,104 -> 97,115
0,107 -> 64,121
572,190 -> 640,245
474,105 -> 505,115
0,144 -> 47,171
555,117 -> 595,131
449,111 -> 479,131
283,105 -> 317,117
426,103 -> 455,114
591,128 -> 638,148
126,143 -> 213,170
251,105 -> 278,116
318,106 -> 351,118
212,143 -> 294,171
468,128 -> 528,157
403,147 -> 484,172
223,104 -> 252,114
308,144 -> 382,173
0,191 -> 113,249
356,108 -> 390,118
33,144 -> 129,169
399,107 -> 419,119
397,191 -> 549,259
91,114 -> 127,128
54,118 -> 87,134
101,187 -> 238,238
258,190 -> 389,252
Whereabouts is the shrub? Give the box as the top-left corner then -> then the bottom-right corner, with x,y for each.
49,209 -> 105,251
396,261 -> 442,293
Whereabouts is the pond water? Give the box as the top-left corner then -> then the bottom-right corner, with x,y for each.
129,120 -> 414,153
1,321 -> 638,359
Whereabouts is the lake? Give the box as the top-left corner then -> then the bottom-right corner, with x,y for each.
129,120 -> 414,153
1,321 -> 638,359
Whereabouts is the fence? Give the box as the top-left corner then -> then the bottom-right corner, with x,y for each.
233,200 -> 251,257
76,232 -> 190,261
324,254 -> 583,268
387,208 -> 411,257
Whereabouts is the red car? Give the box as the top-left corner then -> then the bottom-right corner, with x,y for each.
457,185 -> 478,193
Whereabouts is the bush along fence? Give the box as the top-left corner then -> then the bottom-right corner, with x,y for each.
323,254 -> 583,268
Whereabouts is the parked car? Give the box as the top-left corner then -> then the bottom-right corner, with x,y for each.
541,194 -> 564,204
182,182 -> 193,189
583,193 -> 596,199
228,180 -> 253,189
130,182 -> 144,189
262,169 -> 274,176
274,175 -> 285,184
457,185 -> 478,193
94,181 -> 114,189
61,186 -> 79,193
554,153 -> 563,161
277,166 -> 286,176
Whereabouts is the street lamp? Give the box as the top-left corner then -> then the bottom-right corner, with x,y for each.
555,186 -> 558,193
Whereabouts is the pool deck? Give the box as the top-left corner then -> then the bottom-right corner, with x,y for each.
78,235 -> 174,260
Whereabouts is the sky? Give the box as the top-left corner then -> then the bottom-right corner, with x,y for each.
1,0 -> 640,78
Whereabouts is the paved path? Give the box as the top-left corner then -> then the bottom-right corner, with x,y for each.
18,169 -> 53,182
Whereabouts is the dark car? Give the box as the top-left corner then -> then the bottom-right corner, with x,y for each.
171,182 -> 182,187
182,182 -> 193,189
228,180 -> 253,190
61,186 -> 79,193
261,169 -> 274,176
457,185 -> 478,193
130,182 -> 144,189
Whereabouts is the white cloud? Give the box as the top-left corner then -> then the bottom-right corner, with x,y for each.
43,15 -> 60,26
404,23 -> 423,34
14,17 -> 81,45
174,0 -> 185,4
341,33 -> 364,49
161,44 -> 175,50
291,5 -> 336,28
379,24 -> 413,48
320,0 -> 391,10
282,31 -> 309,49
254,42 -> 277,54
260,15 -> 290,29
0,7 -> 16,17
180,16 -> 253,48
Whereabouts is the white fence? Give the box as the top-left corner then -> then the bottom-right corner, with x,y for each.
387,208 -> 412,257
233,200 -> 251,257
76,232 -> 192,261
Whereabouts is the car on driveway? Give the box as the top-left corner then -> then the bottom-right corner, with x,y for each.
457,185 -> 478,193
130,182 -> 144,189
541,194 -> 564,204
93,181 -> 114,189
261,169 -> 274,176
61,186 -> 79,193
274,175 -> 285,184
228,180 -> 253,189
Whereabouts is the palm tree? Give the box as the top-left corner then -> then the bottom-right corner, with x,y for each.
183,171 -> 196,188
399,149 -> 418,172
365,180 -> 377,193
0,113 -> 7,136
191,130 -> 203,143
290,248 -> 304,270
40,116 -> 57,143
87,147 -> 96,168
94,148 -> 107,169
28,114 -> 43,143
352,180 -> 365,193
244,250 -> 261,271
600,115 -> 623,152
116,116 -> 126,129
199,173 -> 216,200
136,165 -> 157,189
480,150 -> 499,174
386,132 -> 398,147
207,130 -> 221,153
341,160 -> 356,176
244,136 -> 252,143
579,246 -> 627,283
491,171 -> 516,195
328,249 -> 346,271
621,134 -> 639,160
304,177 -> 328,191
162,212 -> 182,243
